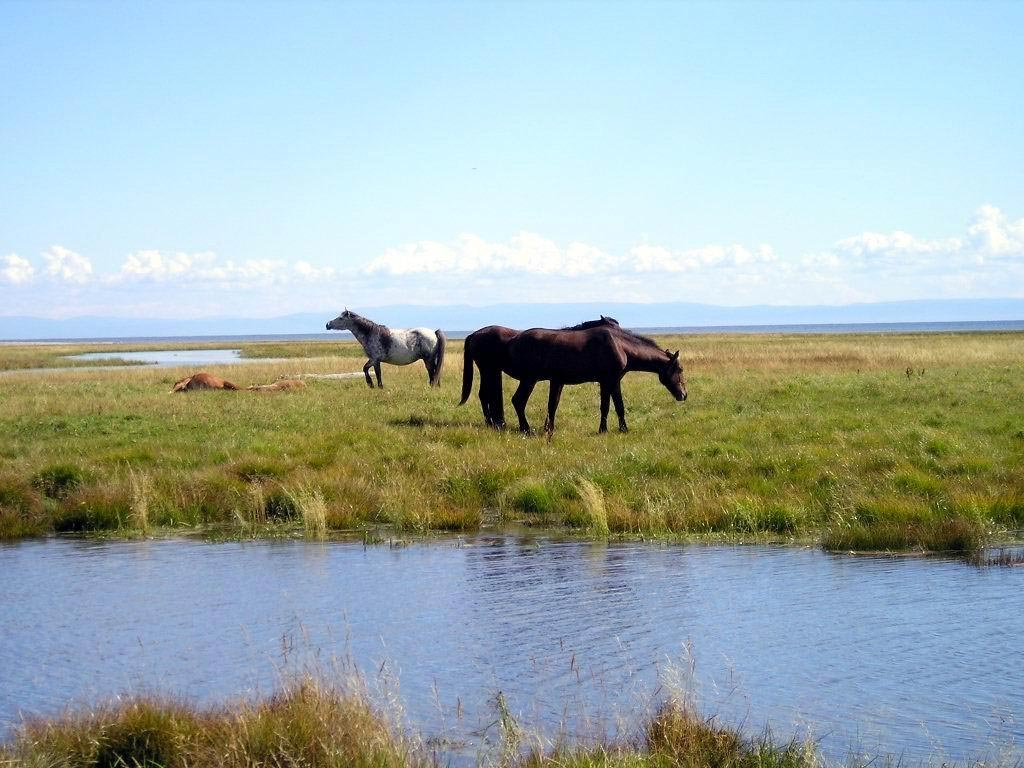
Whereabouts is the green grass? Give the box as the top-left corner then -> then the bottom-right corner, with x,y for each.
1,332 -> 1022,552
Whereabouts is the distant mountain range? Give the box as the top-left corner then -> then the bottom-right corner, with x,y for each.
2,298 -> 1023,340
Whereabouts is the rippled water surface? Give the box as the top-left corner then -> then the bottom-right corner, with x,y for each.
1,537 -> 1021,761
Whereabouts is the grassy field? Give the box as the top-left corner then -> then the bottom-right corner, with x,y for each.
1,332 -> 1022,552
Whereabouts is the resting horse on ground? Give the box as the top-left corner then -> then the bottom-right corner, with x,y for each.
504,324 -> 686,435
326,309 -> 446,388
458,316 -> 619,429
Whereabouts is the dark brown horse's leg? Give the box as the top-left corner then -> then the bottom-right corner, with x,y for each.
362,360 -> 375,388
599,382 -> 611,433
544,381 -> 564,436
512,379 -> 537,434
479,372 -> 495,428
491,372 -> 506,429
374,361 -> 383,388
611,380 -> 628,432
480,368 -> 503,429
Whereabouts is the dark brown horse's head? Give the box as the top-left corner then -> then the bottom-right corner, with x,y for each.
659,350 -> 687,401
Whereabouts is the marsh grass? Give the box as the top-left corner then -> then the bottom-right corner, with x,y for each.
574,477 -> 611,536
3,673 -> 1020,768
129,469 -> 151,535
2,677 -> 418,768
2,332 -> 1022,551
287,485 -> 329,539
0,675 -> 818,768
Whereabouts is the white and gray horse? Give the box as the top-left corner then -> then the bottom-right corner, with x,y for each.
326,309 -> 446,388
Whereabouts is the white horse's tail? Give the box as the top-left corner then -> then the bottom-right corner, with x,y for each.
430,329 -> 447,387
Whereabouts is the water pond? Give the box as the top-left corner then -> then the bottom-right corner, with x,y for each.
1,536 -> 1021,762
65,348 -> 257,367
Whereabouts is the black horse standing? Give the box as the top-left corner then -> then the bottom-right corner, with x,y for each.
459,317 -> 618,429
459,318 -> 686,434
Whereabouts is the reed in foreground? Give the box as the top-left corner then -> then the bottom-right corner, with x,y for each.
0,682 -> 816,768
2,677 -> 417,768
5,680 -> 1013,768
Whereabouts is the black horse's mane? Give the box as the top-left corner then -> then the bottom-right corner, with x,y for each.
617,327 -> 660,349
561,316 -> 620,331
559,316 -> 661,350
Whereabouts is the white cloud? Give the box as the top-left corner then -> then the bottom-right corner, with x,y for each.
294,261 -> 336,280
365,232 -> 774,277
1,253 -> 35,284
119,250 -> 219,280
4,204 -> 1022,316
967,204 -> 1024,258
821,205 -> 1024,271
116,250 -> 290,285
43,246 -> 92,283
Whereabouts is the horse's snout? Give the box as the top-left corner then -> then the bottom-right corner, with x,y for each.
325,322 -> 331,330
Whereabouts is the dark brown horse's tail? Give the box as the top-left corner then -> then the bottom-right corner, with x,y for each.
459,333 -> 475,405
431,329 -> 446,387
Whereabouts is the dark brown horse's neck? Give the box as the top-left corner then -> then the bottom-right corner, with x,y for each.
621,339 -> 668,373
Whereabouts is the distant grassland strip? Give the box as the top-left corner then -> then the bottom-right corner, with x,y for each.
1,332 -> 1022,551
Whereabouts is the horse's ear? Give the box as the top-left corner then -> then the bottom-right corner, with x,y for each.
670,350 -> 679,361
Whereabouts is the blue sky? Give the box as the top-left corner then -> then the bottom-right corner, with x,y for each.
2,1 -> 1022,318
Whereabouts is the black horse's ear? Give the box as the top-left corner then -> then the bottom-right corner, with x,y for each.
670,350 -> 679,361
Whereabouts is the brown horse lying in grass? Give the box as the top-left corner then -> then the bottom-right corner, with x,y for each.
171,372 -> 239,392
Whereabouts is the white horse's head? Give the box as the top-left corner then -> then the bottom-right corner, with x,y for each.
326,309 -> 355,331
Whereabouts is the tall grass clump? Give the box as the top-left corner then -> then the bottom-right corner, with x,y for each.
287,486 -> 328,539
823,516 -> 987,554
31,464 -> 90,499
129,469 -> 151,536
0,475 -> 47,539
519,701 -> 817,768
53,486 -> 131,533
2,677 -> 417,768
573,477 -> 610,537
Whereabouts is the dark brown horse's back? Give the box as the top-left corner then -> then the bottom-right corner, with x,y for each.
506,326 -> 627,384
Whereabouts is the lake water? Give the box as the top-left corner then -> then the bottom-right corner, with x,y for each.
1,537 -> 1021,763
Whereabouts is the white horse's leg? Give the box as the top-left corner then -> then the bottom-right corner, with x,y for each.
362,359 -> 375,388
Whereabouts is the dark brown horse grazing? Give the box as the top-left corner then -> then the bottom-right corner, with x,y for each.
459,317 -> 619,429
504,326 -> 687,435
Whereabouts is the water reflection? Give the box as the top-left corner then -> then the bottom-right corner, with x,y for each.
0,537 -> 1021,762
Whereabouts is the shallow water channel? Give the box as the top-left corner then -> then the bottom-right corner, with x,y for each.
1,536 -> 1021,762
66,348 -> 254,367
